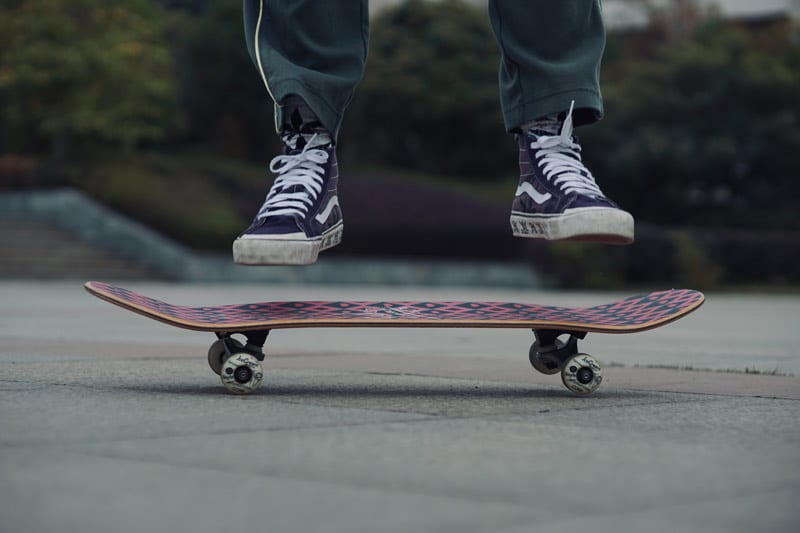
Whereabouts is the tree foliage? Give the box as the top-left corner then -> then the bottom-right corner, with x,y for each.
177,0 -> 277,159
582,19 -> 800,229
0,0 -> 176,158
343,0 -> 512,179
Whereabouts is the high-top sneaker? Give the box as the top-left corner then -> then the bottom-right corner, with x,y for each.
233,96 -> 343,265
510,102 -> 634,244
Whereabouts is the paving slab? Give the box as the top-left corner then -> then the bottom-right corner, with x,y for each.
0,281 -> 798,533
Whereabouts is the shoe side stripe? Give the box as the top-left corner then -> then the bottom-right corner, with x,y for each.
314,195 -> 340,224
515,182 -> 552,205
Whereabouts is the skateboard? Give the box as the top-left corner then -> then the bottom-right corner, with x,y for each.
84,282 -> 704,395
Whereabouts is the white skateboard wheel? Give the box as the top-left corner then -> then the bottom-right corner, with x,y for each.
220,353 -> 263,394
561,353 -> 602,394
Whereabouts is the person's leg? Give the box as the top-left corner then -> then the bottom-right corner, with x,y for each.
489,0 -> 604,130
489,0 -> 633,244
243,0 -> 369,138
235,0 -> 368,265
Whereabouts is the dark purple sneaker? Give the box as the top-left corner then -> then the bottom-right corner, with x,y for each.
233,99 -> 342,265
511,103 -> 634,244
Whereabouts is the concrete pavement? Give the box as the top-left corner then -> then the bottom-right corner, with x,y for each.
0,281 -> 798,532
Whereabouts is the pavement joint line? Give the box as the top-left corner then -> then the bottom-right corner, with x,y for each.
0,390 -> 738,448
6,353 -> 800,393
267,395 -> 732,419
0,417 -> 440,449
0,375 -> 732,410
0,372 -> 740,410
9,445 -> 544,510
278,373 -> 800,401
7,443 -> 799,515
0,381 -> 746,450
494,480 -> 800,531
622,385 -> 799,401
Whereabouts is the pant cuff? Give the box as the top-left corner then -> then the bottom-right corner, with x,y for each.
504,89 -> 604,132
269,80 -> 345,141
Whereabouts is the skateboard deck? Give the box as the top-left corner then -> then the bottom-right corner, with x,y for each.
84,281 -> 704,395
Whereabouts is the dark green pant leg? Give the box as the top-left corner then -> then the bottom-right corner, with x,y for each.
243,0 -> 369,138
488,0 -> 605,131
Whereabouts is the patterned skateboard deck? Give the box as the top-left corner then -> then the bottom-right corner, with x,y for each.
84,282 -> 704,334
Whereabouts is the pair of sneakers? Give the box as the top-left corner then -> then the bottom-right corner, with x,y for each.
233,99 -> 633,265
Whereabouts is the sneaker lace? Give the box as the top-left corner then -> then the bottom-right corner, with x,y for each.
530,101 -> 604,198
256,134 -> 329,221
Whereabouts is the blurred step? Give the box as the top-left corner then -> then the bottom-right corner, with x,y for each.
0,189 -> 541,286
0,220 -> 154,279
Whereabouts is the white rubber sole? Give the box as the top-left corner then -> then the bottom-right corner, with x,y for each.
511,207 -> 634,244
232,223 -> 343,265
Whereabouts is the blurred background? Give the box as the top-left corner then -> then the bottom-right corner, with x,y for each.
0,0 -> 798,289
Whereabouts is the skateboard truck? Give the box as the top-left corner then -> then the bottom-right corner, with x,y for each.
216,331 -> 269,362
529,329 -> 601,393
530,329 -> 587,368
205,331 -> 270,394
533,329 -> 586,357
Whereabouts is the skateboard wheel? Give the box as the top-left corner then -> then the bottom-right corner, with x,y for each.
529,340 -> 563,375
561,353 -> 602,394
220,353 -> 263,394
207,338 -> 244,376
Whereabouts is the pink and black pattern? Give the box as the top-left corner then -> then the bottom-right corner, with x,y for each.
86,282 -> 704,331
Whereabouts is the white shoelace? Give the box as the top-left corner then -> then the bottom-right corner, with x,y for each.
529,101 -> 604,198
256,136 -> 329,221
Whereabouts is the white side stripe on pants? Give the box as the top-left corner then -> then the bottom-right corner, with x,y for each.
254,0 -> 280,132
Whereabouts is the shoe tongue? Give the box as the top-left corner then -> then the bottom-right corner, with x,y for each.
524,101 -> 576,139
526,115 -> 562,137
